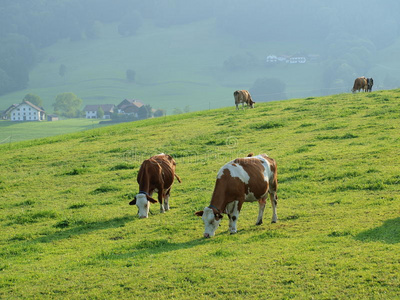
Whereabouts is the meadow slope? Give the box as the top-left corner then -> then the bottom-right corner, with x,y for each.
0,91 -> 399,299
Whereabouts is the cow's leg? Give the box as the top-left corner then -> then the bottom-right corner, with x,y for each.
270,192 -> 278,223
236,103 -> 239,110
226,201 -> 239,234
256,197 -> 267,225
158,190 -> 165,213
163,189 -> 171,211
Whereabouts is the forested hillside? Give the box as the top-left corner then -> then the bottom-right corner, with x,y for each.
1,1 -> 400,111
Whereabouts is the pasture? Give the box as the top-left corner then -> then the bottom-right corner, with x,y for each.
0,90 -> 399,299
0,119 -> 106,144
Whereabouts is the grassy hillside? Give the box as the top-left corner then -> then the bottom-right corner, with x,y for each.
0,20 -> 324,114
0,90 -> 399,299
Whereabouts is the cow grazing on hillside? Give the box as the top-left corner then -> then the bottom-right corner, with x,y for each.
129,153 -> 181,218
352,77 -> 368,93
195,153 -> 278,238
367,78 -> 374,92
234,90 -> 255,110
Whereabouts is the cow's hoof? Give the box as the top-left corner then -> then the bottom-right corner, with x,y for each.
256,220 -> 263,226
230,231 -> 237,235
271,220 -> 277,224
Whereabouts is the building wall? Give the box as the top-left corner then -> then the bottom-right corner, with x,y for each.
10,104 -> 44,121
85,111 -> 97,119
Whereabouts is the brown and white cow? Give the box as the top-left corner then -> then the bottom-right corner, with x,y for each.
352,77 -> 368,93
234,90 -> 255,110
195,153 -> 278,238
129,153 -> 181,218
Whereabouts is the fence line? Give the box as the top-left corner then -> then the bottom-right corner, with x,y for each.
0,136 -> 12,146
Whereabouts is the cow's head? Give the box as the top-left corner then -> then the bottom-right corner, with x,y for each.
195,207 -> 223,238
249,99 -> 255,108
129,192 -> 157,218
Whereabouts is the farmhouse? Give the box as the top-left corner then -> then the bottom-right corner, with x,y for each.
7,101 -> 45,121
266,54 -> 308,64
83,104 -> 115,119
117,99 -> 144,118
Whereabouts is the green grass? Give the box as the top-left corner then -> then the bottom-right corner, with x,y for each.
0,90 -> 400,299
0,118 -> 107,143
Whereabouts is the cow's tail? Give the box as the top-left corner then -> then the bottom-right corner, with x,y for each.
175,174 -> 182,183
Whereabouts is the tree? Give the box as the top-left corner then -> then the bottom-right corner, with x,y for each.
154,109 -> 166,117
126,69 -> 136,82
53,93 -> 82,118
23,93 -> 43,107
137,105 -> 152,120
0,68 -> 13,95
97,106 -> 104,119
172,108 -> 183,115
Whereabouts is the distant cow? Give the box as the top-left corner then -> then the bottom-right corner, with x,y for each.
367,78 -> 374,92
129,153 -> 181,218
352,77 -> 368,93
195,153 -> 278,238
234,90 -> 255,110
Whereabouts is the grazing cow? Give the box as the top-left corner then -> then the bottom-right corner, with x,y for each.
195,153 -> 278,238
352,77 -> 368,93
129,153 -> 181,218
367,78 -> 374,92
234,90 -> 255,110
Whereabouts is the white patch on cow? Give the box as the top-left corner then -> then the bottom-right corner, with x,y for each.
217,163 -> 250,184
201,207 -> 221,238
135,194 -> 150,218
253,155 -> 274,183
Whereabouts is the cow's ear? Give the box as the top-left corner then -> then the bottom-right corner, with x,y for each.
215,213 -> 223,220
129,197 -> 137,205
146,195 -> 158,204
195,211 -> 204,217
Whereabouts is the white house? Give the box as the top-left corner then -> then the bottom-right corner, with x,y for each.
83,104 -> 115,119
9,101 -> 45,121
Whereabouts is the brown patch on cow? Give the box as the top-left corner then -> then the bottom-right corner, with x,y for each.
210,168 -> 247,212
194,211 -> 204,216
234,157 -> 269,200
352,77 -> 368,93
136,154 -> 180,205
234,90 -> 255,109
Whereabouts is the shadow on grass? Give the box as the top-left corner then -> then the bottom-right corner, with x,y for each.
355,217 -> 400,244
95,237 -> 210,261
35,216 -> 135,243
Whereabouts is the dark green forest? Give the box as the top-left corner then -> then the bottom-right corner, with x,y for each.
1,0 -> 399,96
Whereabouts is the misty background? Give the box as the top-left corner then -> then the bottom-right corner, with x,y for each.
1,0 -> 400,114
